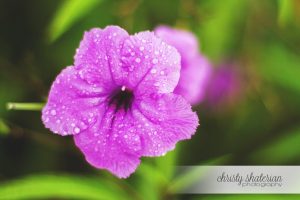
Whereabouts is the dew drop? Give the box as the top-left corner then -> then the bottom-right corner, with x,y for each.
160,71 -> 165,75
152,58 -> 158,64
135,57 -> 141,63
74,127 -> 81,134
139,46 -> 144,51
150,69 -> 157,74
51,109 -> 56,116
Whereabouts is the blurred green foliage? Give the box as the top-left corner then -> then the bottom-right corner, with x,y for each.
1,0 -> 300,199
0,174 -> 130,200
48,0 -> 102,42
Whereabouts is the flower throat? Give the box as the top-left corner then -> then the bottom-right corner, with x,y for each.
108,86 -> 134,112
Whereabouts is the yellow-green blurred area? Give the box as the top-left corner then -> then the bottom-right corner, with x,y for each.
1,0 -> 300,199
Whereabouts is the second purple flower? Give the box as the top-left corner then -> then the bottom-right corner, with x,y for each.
155,26 -> 212,105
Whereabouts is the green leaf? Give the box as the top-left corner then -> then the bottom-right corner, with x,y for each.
278,0 -> 294,27
0,119 -> 10,135
135,150 -> 179,200
135,161 -> 168,200
48,0 -> 102,42
249,127 -> 300,164
0,174 -> 129,200
155,147 -> 178,181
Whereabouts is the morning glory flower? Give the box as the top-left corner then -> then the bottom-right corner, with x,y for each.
154,25 -> 212,105
42,26 -> 199,178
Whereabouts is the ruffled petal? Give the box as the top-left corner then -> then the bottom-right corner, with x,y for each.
120,31 -> 181,95
74,93 -> 198,177
74,107 -> 142,178
132,93 -> 199,156
42,66 -> 107,136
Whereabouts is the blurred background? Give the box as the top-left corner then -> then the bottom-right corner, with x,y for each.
1,0 -> 300,199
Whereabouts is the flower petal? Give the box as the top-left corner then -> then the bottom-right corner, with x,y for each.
74,107 -> 142,178
174,56 -> 212,104
155,25 -> 199,61
132,93 -> 199,156
74,26 -> 129,86
42,66 -> 107,136
155,25 -> 212,104
121,31 -> 181,95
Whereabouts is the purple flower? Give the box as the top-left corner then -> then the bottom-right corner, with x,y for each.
154,25 -> 212,105
42,26 -> 198,178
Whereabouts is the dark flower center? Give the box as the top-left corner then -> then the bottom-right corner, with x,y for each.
108,86 -> 134,112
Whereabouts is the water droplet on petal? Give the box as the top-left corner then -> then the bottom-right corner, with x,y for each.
74,127 -> 81,134
152,58 -> 158,64
51,109 -> 56,116
160,71 -> 165,75
150,69 -> 157,74
135,58 -> 141,63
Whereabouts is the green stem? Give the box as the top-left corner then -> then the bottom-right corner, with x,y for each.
6,102 -> 45,111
